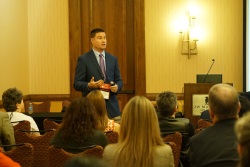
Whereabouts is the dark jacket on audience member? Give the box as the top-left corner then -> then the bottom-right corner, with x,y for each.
189,118 -> 239,167
158,115 -> 194,167
0,112 -> 15,151
158,115 -> 195,151
50,129 -> 108,154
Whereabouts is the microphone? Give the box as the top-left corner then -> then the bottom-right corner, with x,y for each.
203,59 -> 215,83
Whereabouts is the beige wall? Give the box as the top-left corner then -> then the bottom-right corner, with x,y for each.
145,0 -> 243,93
0,0 -> 29,96
0,0 -> 69,101
28,0 -> 69,94
0,0 -> 244,101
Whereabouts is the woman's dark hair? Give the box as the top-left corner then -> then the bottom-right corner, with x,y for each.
59,97 -> 98,144
2,88 -> 23,112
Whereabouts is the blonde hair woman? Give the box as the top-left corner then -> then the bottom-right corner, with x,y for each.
87,90 -> 120,132
103,96 -> 174,167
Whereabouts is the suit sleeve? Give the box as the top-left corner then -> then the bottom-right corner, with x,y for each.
113,57 -> 123,93
74,56 -> 89,93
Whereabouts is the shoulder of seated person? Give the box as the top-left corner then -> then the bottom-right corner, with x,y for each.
176,118 -> 190,123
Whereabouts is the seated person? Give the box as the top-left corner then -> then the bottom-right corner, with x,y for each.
200,110 -> 211,122
50,97 -> 108,154
87,90 -> 120,133
235,112 -> 250,167
103,96 -> 174,167
0,151 -> 20,167
189,84 -> 239,167
0,111 -> 15,151
2,88 -> 40,136
156,91 -> 195,166
238,94 -> 250,117
201,93 -> 250,121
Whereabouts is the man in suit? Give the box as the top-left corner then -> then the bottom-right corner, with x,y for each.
189,84 -> 239,167
156,91 -> 194,167
74,28 -> 123,120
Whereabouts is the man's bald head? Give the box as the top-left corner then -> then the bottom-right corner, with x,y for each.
208,84 -> 240,121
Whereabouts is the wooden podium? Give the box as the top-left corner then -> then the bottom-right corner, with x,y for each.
184,83 -> 215,127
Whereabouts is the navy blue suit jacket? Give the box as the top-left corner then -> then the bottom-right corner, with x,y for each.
74,50 -> 123,118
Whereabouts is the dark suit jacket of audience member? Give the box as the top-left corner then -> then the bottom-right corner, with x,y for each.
158,115 -> 195,151
200,110 -> 212,122
189,118 -> 239,167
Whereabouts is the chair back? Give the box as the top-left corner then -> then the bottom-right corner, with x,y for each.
166,142 -> 179,167
162,132 -> 182,167
43,118 -> 60,130
12,120 -> 31,132
4,143 -> 34,167
24,101 -> 51,113
14,130 -> 55,167
48,145 -> 104,167
197,119 -> 213,129
105,131 -> 119,144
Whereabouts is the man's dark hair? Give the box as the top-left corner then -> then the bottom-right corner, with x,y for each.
2,88 -> 23,112
239,95 -> 250,117
90,28 -> 105,38
156,91 -> 177,117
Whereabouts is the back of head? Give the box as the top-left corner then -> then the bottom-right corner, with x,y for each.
208,84 -> 239,120
87,90 -> 108,130
2,88 -> 23,112
87,90 -> 108,118
239,95 -> 250,117
156,91 -> 177,117
117,96 -> 163,167
235,112 -> 250,167
60,97 -> 98,142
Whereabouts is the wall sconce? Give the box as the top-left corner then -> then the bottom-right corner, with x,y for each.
179,12 -> 198,59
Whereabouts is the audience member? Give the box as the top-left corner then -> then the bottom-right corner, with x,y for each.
64,156 -> 108,167
238,95 -> 250,117
156,91 -> 194,166
235,112 -> 250,167
0,152 -> 20,167
87,90 -> 120,132
0,111 -> 15,151
189,84 -> 239,167
50,97 -> 108,154
200,93 -> 250,121
199,110 -> 211,122
103,96 -> 174,167
2,88 -> 40,136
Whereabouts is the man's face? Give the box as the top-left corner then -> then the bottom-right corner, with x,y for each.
91,32 -> 107,52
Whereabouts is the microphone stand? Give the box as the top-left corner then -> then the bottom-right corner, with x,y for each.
203,59 -> 215,83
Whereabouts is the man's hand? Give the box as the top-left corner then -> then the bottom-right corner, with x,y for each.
88,77 -> 104,89
110,84 -> 118,93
